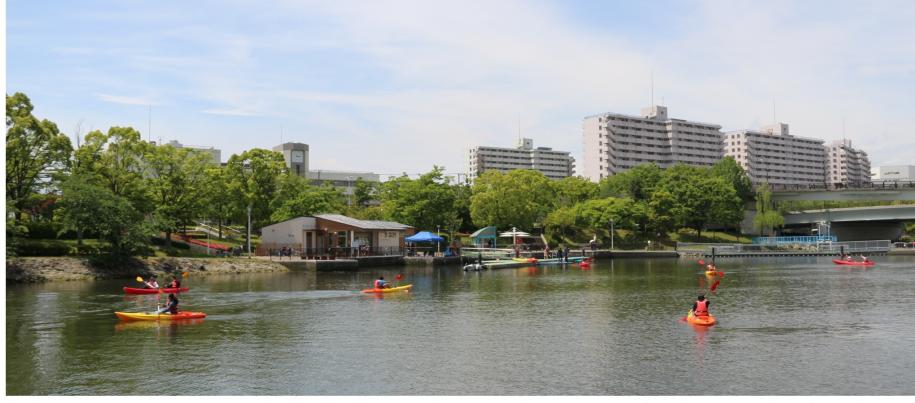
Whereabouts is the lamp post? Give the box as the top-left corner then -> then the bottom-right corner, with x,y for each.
436,225 -> 441,254
247,204 -> 252,258
610,219 -> 614,251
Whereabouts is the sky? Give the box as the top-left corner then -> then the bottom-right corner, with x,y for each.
6,0 -> 915,178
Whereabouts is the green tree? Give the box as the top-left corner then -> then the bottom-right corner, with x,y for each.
6,93 -> 73,215
753,182 -> 784,236
57,176 -> 152,261
470,169 -> 556,231
379,167 -> 457,230
352,178 -> 377,207
202,165 -> 236,239
554,176 -> 599,207
711,157 -> 754,203
598,163 -> 662,201
74,127 -> 152,213
270,178 -> 344,223
144,144 -> 210,247
226,149 -> 288,245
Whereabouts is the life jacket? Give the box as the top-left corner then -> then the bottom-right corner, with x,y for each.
170,280 -> 180,288
167,299 -> 179,314
374,279 -> 384,288
694,300 -> 709,316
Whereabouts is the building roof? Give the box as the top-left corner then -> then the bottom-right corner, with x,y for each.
314,214 -> 412,230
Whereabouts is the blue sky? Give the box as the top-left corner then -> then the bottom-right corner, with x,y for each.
6,0 -> 915,176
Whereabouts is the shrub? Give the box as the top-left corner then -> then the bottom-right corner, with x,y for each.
15,239 -> 72,256
24,221 -> 64,239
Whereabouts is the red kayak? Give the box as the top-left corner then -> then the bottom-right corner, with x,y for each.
123,287 -> 189,294
832,259 -> 875,266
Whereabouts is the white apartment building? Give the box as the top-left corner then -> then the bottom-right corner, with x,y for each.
872,165 -> 915,183
165,140 -> 221,164
468,138 -> 575,180
723,123 -> 827,186
827,139 -> 871,187
582,106 -> 723,182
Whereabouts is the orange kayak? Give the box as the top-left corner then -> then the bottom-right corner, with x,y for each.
115,311 -> 207,321
686,310 -> 717,326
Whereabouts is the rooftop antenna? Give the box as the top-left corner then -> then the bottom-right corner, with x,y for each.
651,70 -> 655,106
772,100 -> 776,125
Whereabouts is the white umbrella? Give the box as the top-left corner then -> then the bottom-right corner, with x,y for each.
499,227 -> 530,246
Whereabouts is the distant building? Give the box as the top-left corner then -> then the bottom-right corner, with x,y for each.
826,139 -> 871,187
468,137 -> 575,180
308,170 -> 381,196
272,142 -> 380,196
723,123 -> 827,186
273,142 -> 309,177
165,140 -> 221,164
872,165 -> 915,183
582,106 -> 723,182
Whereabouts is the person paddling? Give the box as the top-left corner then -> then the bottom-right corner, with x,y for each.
692,295 -> 710,317
143,275 -> 159,289
156,293 -> 179,315
374,276 -> 390,289
167,275 -> 181,289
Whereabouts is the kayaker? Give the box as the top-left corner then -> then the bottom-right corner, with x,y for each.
143,276 -> 159,289
156,293 -> 179,314
844,255 -> 853,261
374,276 -> 390,289
860,255 -> 869,262
692,295 -> 710,317
167,275 -> 181,289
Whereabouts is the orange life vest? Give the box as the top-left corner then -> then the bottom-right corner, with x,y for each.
695,300 -> 709,316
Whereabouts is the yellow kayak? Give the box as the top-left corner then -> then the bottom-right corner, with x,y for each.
361,284 -> 413,294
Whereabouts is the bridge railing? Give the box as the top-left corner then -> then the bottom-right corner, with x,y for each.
753,235 -> 837,245
769,181 -> 915,192
677,240 -> 891,254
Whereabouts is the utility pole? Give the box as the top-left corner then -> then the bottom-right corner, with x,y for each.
247,204 -> 252,258
610,219 -> 614,251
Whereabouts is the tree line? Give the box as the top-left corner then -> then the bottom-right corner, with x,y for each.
7,92 -> 760,261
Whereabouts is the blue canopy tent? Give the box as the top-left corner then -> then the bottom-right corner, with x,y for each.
405,231 -> 445,256
405,231 -> 445,243
470,226 -> 498,248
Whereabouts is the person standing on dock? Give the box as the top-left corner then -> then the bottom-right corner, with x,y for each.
563,246 -> 570,263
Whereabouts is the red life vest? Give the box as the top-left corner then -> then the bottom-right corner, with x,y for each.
695,300 -> 709,316
374,279 -> 383,288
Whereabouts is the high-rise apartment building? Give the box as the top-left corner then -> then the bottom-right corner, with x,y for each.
827,139 -> 871,187
468,138 -> 575,180
723,123 -> 827,186
582,106 -> 723,182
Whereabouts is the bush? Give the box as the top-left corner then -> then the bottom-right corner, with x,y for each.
15,239 -> 72,256
24,221 -> 64,239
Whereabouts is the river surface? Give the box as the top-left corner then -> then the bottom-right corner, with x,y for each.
6,256 -> 915,395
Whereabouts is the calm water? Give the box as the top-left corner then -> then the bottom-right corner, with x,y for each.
6,256 -> 915,395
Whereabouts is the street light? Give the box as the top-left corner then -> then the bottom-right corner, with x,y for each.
610,219 -> 614,251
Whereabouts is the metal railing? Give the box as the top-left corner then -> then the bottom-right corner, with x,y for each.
769,181 -> 915,192
753,235 -> 837,245
677,240 -> 890,254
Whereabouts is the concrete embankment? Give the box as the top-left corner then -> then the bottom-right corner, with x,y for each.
6,257 -> 289,283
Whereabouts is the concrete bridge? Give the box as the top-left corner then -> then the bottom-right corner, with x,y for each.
780,204 -> 915,241
770,181 -> 915,201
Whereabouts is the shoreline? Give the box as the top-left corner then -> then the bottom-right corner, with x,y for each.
6,256 -> 290,284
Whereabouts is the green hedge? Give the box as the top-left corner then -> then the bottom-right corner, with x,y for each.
15,239 -> 72,256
